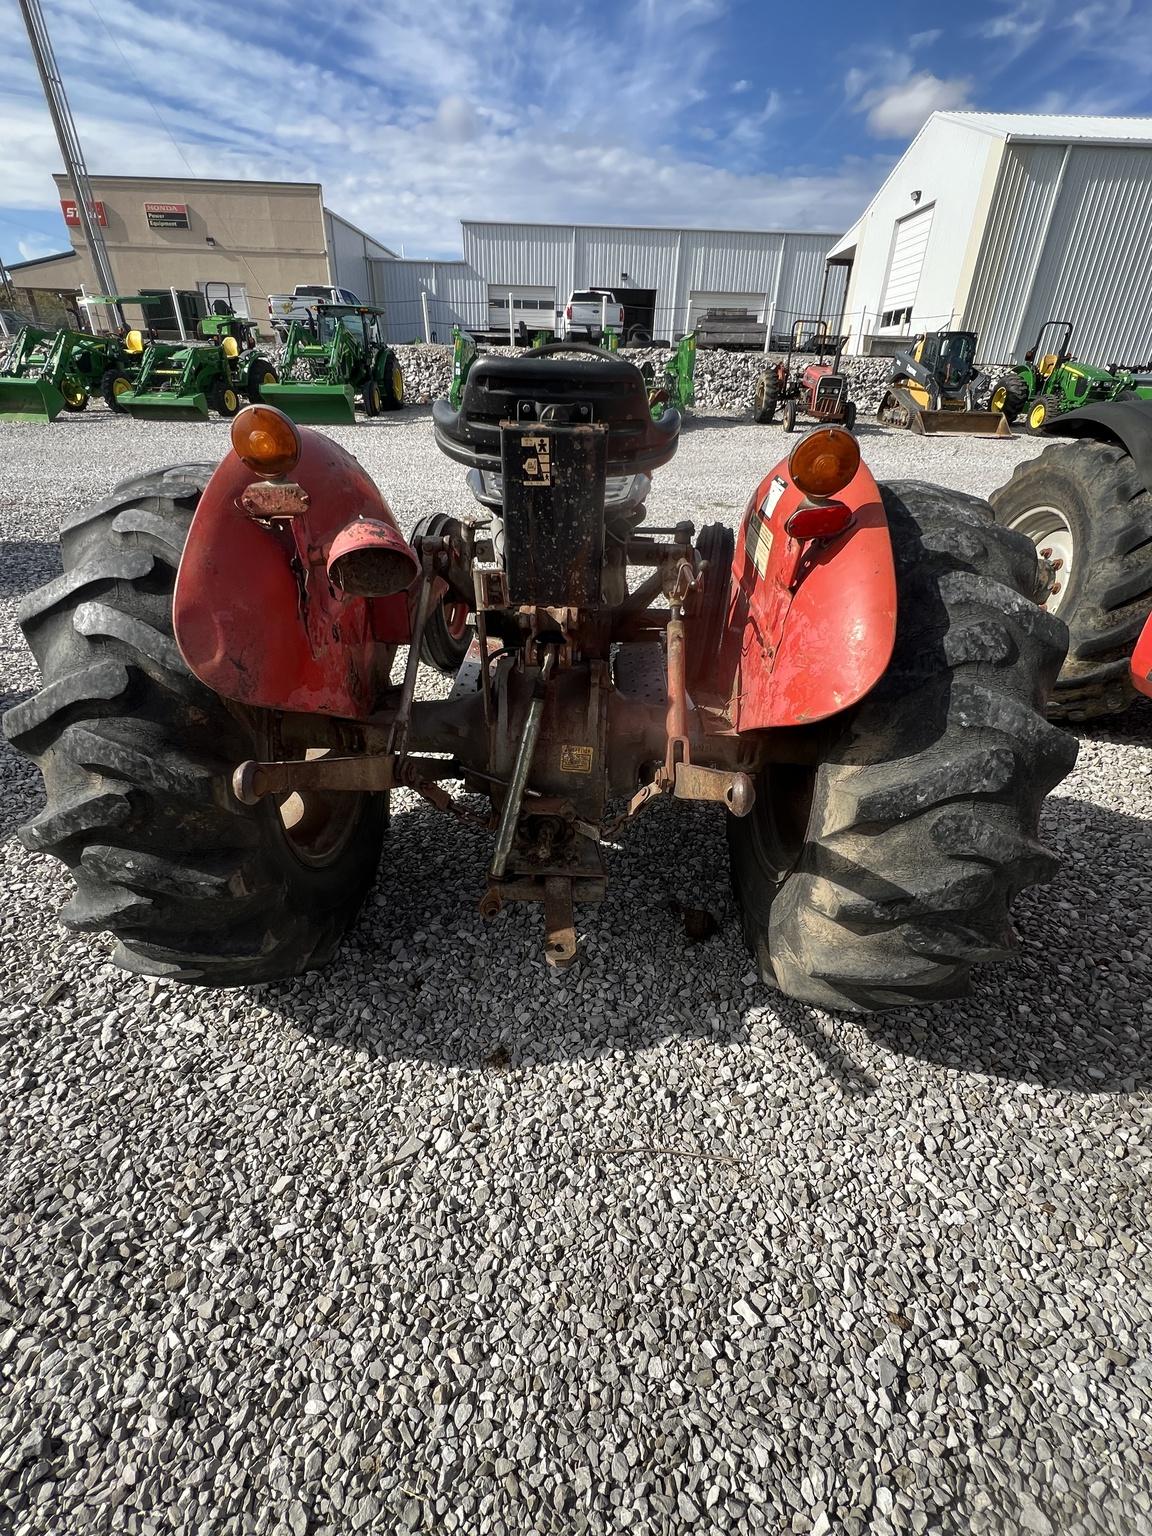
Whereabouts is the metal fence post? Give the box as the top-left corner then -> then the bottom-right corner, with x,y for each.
420,289 -> 431,344
509,290 -> 515,347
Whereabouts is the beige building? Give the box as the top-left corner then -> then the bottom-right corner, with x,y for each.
8,174 -> 394,336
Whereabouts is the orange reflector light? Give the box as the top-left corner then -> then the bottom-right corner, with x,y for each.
231,405 -> 301,479
785,502 -> 854,541
787,426 -> 861,501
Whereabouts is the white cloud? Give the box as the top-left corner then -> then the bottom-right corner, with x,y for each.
0,0 -> 887,262
17,234 -> 65,261
863,72 -> 971,137
732,78 -> 751,93
909,29 -> 941,49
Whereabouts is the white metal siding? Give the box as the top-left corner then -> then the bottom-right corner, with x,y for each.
372,259 -> 486,343
461,223 -> 843,339
1020,145 -> 1152,365
961,143 -> 1066,360
882,206 -> 935,311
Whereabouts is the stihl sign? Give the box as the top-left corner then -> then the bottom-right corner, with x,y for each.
60,198 -> 107,228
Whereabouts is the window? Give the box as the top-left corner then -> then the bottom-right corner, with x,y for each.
880,306 -> 913,328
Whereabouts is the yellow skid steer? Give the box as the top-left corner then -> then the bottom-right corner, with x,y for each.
878,330 -> 1012,438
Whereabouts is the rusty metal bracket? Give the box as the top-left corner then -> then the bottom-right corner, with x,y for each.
543,877 -> 578,969
231,752 -> 460,805
672,762 -> 755,815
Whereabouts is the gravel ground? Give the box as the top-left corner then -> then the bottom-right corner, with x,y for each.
1,405 -> 1150,1536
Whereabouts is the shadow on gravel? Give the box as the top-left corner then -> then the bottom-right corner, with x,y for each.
265,784 -> 1151,1095
0,539 -> 61,598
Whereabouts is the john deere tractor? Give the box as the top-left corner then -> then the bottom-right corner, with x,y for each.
0,325 -> 142,423
260,304 -> 403,425
990,320 -> 1152,432
119,307 -> 279,421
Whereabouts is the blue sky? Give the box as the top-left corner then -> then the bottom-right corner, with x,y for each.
2,0 -> 1151,268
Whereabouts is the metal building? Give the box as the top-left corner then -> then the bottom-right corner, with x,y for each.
829,112 -> 1152,363
369,221 -> 847,346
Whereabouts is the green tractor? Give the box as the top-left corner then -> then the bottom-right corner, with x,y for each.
260,303 -> 404,425
119,308 -> 279,422
0,325 -> 142,423
991,319 -> 1152,431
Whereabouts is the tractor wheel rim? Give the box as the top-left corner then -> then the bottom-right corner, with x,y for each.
1029,402 -> 1047,429
991,386 -> 1007,411
224,390 -> 237,411
444,600 -> 469,640
264,744 -> 361,867
1005,503 -> 1074,614
113,379 -> 131,397
63,380 -> 85,405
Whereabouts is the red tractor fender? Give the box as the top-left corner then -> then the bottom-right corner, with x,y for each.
173,428 -> 415,719
725,456 -> 897,729
1132,610 -> 1152,698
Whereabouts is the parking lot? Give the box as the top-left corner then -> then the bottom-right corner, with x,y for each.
2,406 -> 1150,1535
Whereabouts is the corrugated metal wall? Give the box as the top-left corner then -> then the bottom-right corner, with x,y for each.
450,223 -> 844,339
371,259 -> 487,342
966,143 -> 1152,363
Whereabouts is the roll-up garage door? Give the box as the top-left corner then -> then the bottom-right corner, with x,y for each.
882,204 -> 935,312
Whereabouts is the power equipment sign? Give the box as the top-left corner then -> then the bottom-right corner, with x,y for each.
145,203 -> 190,229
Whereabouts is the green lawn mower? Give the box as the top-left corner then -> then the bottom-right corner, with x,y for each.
642,332 -> 696,419
991,319 -> 1152,431
119,309 -> 279,422
260,304 -> 403,425
0,325 -> 142,423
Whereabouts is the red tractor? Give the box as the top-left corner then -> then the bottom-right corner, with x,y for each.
6,343 -> 1074,1010
754,319 -> 856,433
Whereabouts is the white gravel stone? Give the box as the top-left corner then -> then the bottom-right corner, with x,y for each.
1,399 -> 1150,1535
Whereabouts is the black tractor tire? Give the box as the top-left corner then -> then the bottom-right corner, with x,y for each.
412,513 -> 472,675
990,438 -> 1152,720
754,374 -> 778,425
782,398 -> 797,433
686,523 -> 735,697
626,326 -> 652,347
246,356 -> 279,404
60,376 -> 89,413
362,380 -> 382,417
101,369 -> 133,414
989,372 -> 1029,423
3,466 -> 387,986
728,480 -> 1075,1012
208,381 -> 241,418
843,401 -> 857,432
378,351 -> 404,411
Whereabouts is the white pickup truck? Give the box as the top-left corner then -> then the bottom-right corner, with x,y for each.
267,284 -> 362,338
559,288 -> 626,341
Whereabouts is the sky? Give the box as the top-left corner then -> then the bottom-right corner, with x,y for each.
2,0 -> 1151,268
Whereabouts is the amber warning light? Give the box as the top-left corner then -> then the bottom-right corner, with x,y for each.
787,426 -> 860,502
231,405 -> 301,479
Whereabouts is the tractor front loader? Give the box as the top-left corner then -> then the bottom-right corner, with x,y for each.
6,346 -> 1075,1010
642,332 -> 696,418
261,303 -> 403,425
879,330 -> 1012,437
0,325 -> 134,423
120,310 -> 278,422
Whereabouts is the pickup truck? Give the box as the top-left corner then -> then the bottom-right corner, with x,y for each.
268,284 -> 361,339
559,288 -> 626,341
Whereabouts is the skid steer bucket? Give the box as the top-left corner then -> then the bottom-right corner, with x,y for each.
121,391 -> 210,422
911,408 -> 1013,438
259,382 -> 357,425
0,377 -> 67,423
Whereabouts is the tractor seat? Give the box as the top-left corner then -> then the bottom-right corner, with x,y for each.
433,345 -> 681,477
1038,352 -> 1060,377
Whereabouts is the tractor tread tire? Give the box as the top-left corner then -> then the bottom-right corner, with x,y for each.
729,479 -> 1075,1012
992,371 -> 1030,423
4,467 -> 385,986
413,513 -> 471,675
990,438 -> 1152,720
754,376 -> 778,425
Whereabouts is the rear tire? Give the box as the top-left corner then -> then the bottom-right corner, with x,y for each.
3,467 -> 386,986
246,356 -> 279,404
991,438 -> 1152,719
843,400 -> 857,432
101,369 -> 133,414
783,399 -> 797,433
990,372 -> 1029,423
413,513 -> 472,675
753,374 -> 778,424
378,351 -> 404,411
729,480 -> 1075,1011
686,523 -> 735,697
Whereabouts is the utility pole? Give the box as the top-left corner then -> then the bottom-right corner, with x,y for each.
18,0 -> 122,330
